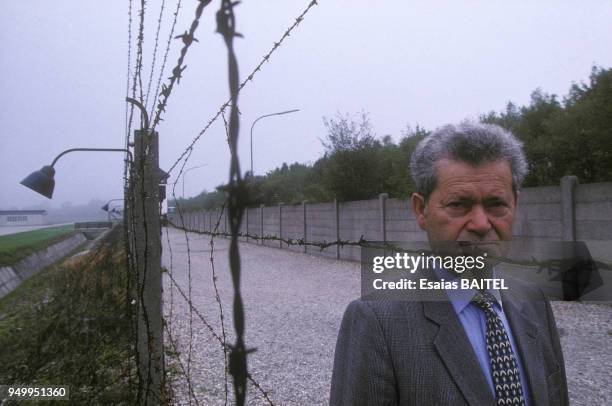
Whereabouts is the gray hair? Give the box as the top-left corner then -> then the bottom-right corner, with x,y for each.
410,121 -> 528,199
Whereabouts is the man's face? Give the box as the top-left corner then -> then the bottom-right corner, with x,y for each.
411,158 -> 517,244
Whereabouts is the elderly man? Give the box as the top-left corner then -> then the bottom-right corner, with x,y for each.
330,122 -> 568,406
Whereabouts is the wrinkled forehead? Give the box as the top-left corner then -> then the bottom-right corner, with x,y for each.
432,158 -> 515,195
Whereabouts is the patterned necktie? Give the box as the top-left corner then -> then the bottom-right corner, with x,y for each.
472,292 -> 526,406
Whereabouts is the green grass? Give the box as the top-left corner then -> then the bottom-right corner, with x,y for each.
0,226 -> 137,404
0,225 -> 75,266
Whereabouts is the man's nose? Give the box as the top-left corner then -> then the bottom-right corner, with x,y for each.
466,205 -> 492,236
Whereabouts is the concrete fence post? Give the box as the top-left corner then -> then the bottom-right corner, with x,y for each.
246,208 -> 249,243
260,204 -> 265,245
302,200 -> 308,253
334,199 -> 340,259
133,129 -> 164,403
561,176 -> 578,241
379,193 -> 388,242
279,203 -> 283,249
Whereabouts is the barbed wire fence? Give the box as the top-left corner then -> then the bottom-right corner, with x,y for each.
121,0 -> 321,404
122,1 -> 606,403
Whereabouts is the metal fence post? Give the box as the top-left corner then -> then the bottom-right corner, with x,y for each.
561,176 -> 578,242
133,129 -> 164,404
279,203 -> 283,249
246,208 -> 249,243
334,199 -> 340,259
260,204 -> 265,245
302,200 -> 308,253
379,193 -> 388,242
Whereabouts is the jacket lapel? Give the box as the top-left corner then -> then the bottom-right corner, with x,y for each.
502,293 -> 549,406
423,301 -> 495,406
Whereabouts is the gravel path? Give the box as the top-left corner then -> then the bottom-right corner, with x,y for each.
162,227 -> 611,405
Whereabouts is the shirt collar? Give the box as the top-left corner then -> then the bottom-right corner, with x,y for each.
434,265 -> 503,314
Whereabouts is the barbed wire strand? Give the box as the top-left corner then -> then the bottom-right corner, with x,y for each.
144,0 -> 167,113
167,219 -> 612,275
129,2 -> 151,403
163,222 -> 176,347
135,0 -> 147,104
167,0 -> 319,175
216,1 -> 260,404
150,0 -> 183,120
165,268 -> 275,405
168,146 -> 196,405
164,321 -> 201,405
123,0 -> 135,392
208,203 -> 229,406
125,0 -> 135,153
151,0 -> 214,131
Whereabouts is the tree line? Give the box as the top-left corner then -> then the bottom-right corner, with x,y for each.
171,66 -> 612,210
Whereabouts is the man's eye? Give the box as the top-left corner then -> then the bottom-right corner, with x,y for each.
447,201 -> 465,209
488,201 -> 508,208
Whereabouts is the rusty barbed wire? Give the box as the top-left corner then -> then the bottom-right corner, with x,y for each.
144,0 -> 167,113
167,218 -> 612,275
150,0 -> 183,119
216,0 -> 253,404
208,203 -> 229,406
164,321 -> 201,405
168,146 -> 197,405
166,0 -> 319,175
165,268 -> 276,405
164,219 -> 176,345
125,0 -> 134,149
151,0 -> 214,130
135,0 -> 147,104
168,218 -> 376,250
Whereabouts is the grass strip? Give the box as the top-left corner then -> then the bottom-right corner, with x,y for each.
0,226 -> 137,404
0,225 -> 76,267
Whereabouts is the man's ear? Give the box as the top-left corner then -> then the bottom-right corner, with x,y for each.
411,193 -> 427,231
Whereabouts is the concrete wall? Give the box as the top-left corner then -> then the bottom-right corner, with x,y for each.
169,178 -> 612,264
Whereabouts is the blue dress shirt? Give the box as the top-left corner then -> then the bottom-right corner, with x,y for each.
437,268 -> 532,405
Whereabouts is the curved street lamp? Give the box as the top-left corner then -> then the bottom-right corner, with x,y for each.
20,148 -> 133,199
182,164 -> 208,199
250,109 -> 299,176
102,198 -> 124,221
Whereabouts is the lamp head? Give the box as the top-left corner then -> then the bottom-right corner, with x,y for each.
101,203 -> 110,212
20,165 -> 55,199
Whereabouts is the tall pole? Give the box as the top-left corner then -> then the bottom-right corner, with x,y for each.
250,109 -> 299,176
127,97 -> 164,405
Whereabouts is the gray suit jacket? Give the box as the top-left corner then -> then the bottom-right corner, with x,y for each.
330,279 -> 569,406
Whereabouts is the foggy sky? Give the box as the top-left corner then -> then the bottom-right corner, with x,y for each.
1,0 -> 611,209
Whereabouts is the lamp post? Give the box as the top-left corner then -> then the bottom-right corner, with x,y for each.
20,148 -> 133,199
182,164 -> 208,199
20,97 -> 165,403
102,198 -> 124,222
250,109 -> 299,176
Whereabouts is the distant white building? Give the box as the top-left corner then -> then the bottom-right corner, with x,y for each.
0,210 -> 48,226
